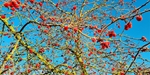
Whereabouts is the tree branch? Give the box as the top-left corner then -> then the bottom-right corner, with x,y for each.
125,42 -> 150,75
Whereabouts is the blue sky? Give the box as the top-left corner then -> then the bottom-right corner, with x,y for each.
126,0 -> 150,40
124,0 -> 150,65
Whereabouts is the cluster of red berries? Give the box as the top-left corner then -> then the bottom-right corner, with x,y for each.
50,17 -> 56,22
91,37 -> 110,49
125,22 -> 132,30
92,14 -> 97,20
39,48 -> 45,53
106,30 -> 116,38
124,15 -> 142,30
4,0 -> 21,11
100,41 -> 110,49
40,15 -> 46,21
89,25 -> 98,29
64,26 -> 84,34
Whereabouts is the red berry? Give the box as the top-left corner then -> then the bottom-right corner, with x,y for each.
97,38 -> 103,42
1,15 -> 6,19
10,72 -> 14,75
14,4 -> 20,9
73,27 -> 78,33
93,47 -> 97,51
46,25 -> 51,29
74,39 -> 78,42
91,37 -> 97,42
120,71 -> 125,75
100,41 -> 110,49
56,3 -> 59,7
127,22 -> 132,28
72,5 -> 77,10
36,63 -> 40,68
125,22 -> 132,30
112,67 -> 115,71
97,29 -> 101,33
125,25 -> 129,30
43,29 -> 49,33
81,73 -> 84,75
11,0 -> 17,6
65,72 -> 68,75
93,16 -> 97,20
136,15 -> 142,21
38,25 -> 41,29
4,65 -> 9,69
54,43 -> 59,46
68,66 -> 72,69
11,0 -> 20,9
106,30 -> 116,38
141,36 -> 147,41
39,48 -> 45,53
67,32 -> 71,36
93,25 -> 97,29
40,15 -> 44,20
88,51 -> 93,56
11,7 -> 16,11
16,0 -> 21,4
9,2 -> 13,7
138,67 -> 142,70
64,26 -> 69,31
22,5 -> 26,9
28,69 -> 31,73
3,33 -> 8,36
39,2 -> 43,7
29,49 -> 33,53
50,17 -> 56,21
29,0 -> 35,4
4,2 -> 10,7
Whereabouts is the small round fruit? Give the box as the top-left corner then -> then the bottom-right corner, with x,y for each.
136,15 -> 142,21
